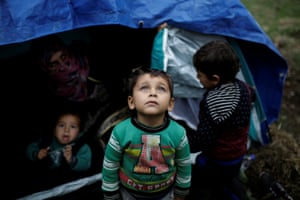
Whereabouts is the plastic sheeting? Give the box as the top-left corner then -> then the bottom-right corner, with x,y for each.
151,26 -> 269,144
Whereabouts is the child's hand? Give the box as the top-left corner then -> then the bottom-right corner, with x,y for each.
37,147 -> 50,160
63,144 -> 73,163
158,23 -> 167,31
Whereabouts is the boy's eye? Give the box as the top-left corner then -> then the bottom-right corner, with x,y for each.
57,123 -> 64,128
157,86 -> 167,93
71,125 -> 79,129
139,85 -> 150,92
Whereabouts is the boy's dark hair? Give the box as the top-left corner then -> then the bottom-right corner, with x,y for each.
193,40 -> 240,83
127,66 -> 174,97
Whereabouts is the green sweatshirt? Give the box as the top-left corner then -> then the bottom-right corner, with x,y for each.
102,117 -> 191,199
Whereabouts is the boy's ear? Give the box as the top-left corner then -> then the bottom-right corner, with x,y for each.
167,97 -> 175,112
212,74 -> 220,85
127,96 -> 135,110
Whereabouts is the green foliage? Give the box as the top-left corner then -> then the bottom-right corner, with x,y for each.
241,0 -> 300,38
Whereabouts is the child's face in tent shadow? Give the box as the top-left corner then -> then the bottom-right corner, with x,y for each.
47,50 -> 83,84
44,49 -> 89,101
54,114 -> 80,145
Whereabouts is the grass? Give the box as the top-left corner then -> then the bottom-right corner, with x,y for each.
241,0 -> 300,38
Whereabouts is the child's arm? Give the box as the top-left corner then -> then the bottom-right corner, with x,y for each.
26,140 -> 49,161
63,144 -> 73,163
67,144 -> 92,171
102,129 -> 123,200
174,132 -> 192,200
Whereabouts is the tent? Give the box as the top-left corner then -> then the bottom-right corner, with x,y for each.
1,0 -> 288,199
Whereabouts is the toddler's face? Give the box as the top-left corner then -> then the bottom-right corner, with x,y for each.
54,114 -> 80,145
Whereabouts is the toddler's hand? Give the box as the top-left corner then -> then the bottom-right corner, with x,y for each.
37,147 -> 50,160
63,145 -> 73,163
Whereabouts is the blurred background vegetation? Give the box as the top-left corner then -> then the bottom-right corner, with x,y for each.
241,0 -> 300,142
240,1 -> 300,199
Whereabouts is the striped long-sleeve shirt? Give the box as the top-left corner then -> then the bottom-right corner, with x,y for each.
188,79 -> 255,160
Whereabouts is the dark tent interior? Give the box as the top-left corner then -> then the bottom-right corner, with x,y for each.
3,25 -> 158,199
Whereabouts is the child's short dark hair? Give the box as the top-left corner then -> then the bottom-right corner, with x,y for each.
52,101 -> 84,131
193,40 -> 240,83
127,67 -> 174,97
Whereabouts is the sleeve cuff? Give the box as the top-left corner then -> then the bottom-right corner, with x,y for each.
174,186 -> 190,198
